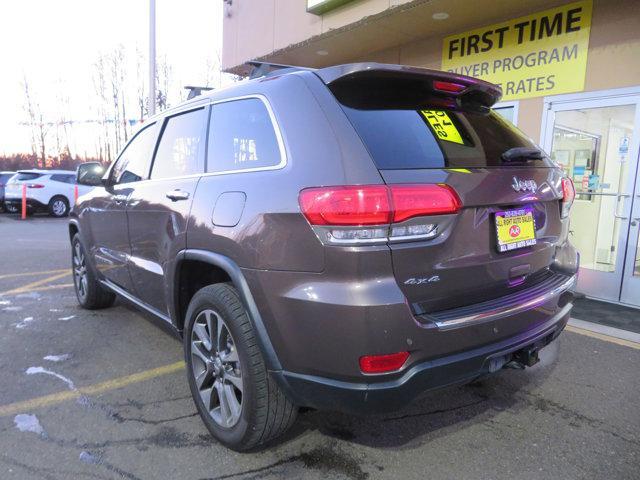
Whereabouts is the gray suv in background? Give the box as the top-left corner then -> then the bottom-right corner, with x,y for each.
70,62 -> 578,451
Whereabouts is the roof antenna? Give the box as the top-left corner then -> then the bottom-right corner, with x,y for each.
184,85 -> 213,100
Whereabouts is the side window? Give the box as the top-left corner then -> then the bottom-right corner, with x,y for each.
111,123 -> 157,184
208,98 -> 283,173
52,174 -> 75,184
151,108 -> 206,180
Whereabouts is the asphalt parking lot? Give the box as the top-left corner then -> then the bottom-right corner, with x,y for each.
0,215 -> 639,480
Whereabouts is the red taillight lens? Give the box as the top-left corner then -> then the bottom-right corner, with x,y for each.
27,183 -> 45,189
433,80 -> 466,93
561,177 -> 575,218
299,185 -> 391,226
390,184 -> 462,222
299,184 -> 461,226
359,351 -> 409,374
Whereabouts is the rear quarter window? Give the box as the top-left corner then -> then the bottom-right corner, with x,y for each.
207,98 -> 284,173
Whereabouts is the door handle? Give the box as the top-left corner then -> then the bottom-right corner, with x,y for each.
165,189 -> 190,202
613,193 -> 631,221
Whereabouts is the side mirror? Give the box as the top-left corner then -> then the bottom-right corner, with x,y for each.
76,162 -> 106,187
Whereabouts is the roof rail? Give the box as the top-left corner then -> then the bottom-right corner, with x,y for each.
243,61 -> 312,80
184,85 -> 214,100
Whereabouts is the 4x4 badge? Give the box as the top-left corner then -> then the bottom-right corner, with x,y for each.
512,176 -> 537,193
404,275 -> 440,285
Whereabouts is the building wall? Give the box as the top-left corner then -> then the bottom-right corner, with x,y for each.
347,0 -> 640,141
223,0 -> 640,142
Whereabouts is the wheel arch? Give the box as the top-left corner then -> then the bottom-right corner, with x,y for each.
174,249 -> 283,372
68,219 -> 80,242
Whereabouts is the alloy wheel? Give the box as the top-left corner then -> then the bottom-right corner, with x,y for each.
52,200 -> 67,216
190,309 -> 243,428
73,242 -> 88,301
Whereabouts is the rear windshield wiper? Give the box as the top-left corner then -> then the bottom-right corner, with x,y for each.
501,147 -> 544,162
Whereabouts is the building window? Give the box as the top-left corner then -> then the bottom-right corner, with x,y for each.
493,101 -> 519,126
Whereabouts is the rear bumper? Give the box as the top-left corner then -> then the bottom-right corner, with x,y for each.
274,300 -> 572,414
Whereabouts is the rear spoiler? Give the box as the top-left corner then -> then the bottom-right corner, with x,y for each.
315,62 -> 502,111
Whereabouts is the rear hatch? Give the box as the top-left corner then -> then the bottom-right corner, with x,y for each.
4,172 -> 46,199
317,64 -> 567,314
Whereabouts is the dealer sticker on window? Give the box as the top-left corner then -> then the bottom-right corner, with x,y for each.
494,207 -> 537,253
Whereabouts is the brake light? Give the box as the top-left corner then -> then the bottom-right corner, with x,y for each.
561,177 -> 575,218
433,80 -> 466,94
27,184 -> 45,189
360,351 -> 409,374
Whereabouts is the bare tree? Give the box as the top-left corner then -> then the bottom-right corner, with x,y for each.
21,76 -> 50,168
135,47 -> 147,122
92,54 -> 111,162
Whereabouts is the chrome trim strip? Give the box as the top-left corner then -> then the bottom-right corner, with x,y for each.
432,274 -> 576,331
100,279 -> 172,324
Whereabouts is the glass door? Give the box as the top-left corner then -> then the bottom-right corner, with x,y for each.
620,147 -> 640,306
542,93 -> 640,306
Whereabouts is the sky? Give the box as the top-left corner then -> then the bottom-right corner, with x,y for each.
0,0 -> 228,156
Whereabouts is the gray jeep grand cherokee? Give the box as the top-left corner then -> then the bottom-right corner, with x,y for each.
69,62 -> 578,451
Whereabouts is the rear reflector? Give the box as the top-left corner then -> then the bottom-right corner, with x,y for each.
561,177 -> 575,218
299,184 -> 461,226
433,80 -> 466,94
360,351 -> 409,374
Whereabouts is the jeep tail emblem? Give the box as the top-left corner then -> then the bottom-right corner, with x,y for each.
512,177 -> 537,193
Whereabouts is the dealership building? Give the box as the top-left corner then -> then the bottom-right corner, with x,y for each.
222,0 -> 640,307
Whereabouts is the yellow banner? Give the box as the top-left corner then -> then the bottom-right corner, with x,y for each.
421,110 -> 464,144
441,1 -> 592,101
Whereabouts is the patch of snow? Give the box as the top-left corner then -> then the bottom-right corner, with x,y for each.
43,354 -> 72,362
58,315 -> 76,321
16,317 -> 35,329
26,366 -> 75,390
14,414 -> 44,436
3,306 -> 22,312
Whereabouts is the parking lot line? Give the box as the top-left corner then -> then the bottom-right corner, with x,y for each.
0,268 -> 69,280
0,361 -> 185,418
566,325 -> 640,350
0,270 -> 71,296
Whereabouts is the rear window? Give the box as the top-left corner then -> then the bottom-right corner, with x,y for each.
14,173 -> 43,181
342,107 -> 551,169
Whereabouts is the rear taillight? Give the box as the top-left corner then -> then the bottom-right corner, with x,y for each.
390,184 -> 462,222
27,183 -> 45,189
298,185 -> 391,226
360,351 -> 409,374
299,184 -> 461,244
561,177 -> 575,218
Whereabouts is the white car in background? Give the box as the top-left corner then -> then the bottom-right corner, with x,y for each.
3,169 -> 94,217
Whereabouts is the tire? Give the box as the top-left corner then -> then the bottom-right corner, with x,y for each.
49,196 -> 69,217
71,233 -> 115,309
184,283 -> 297,451
5,203 -> 18,213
